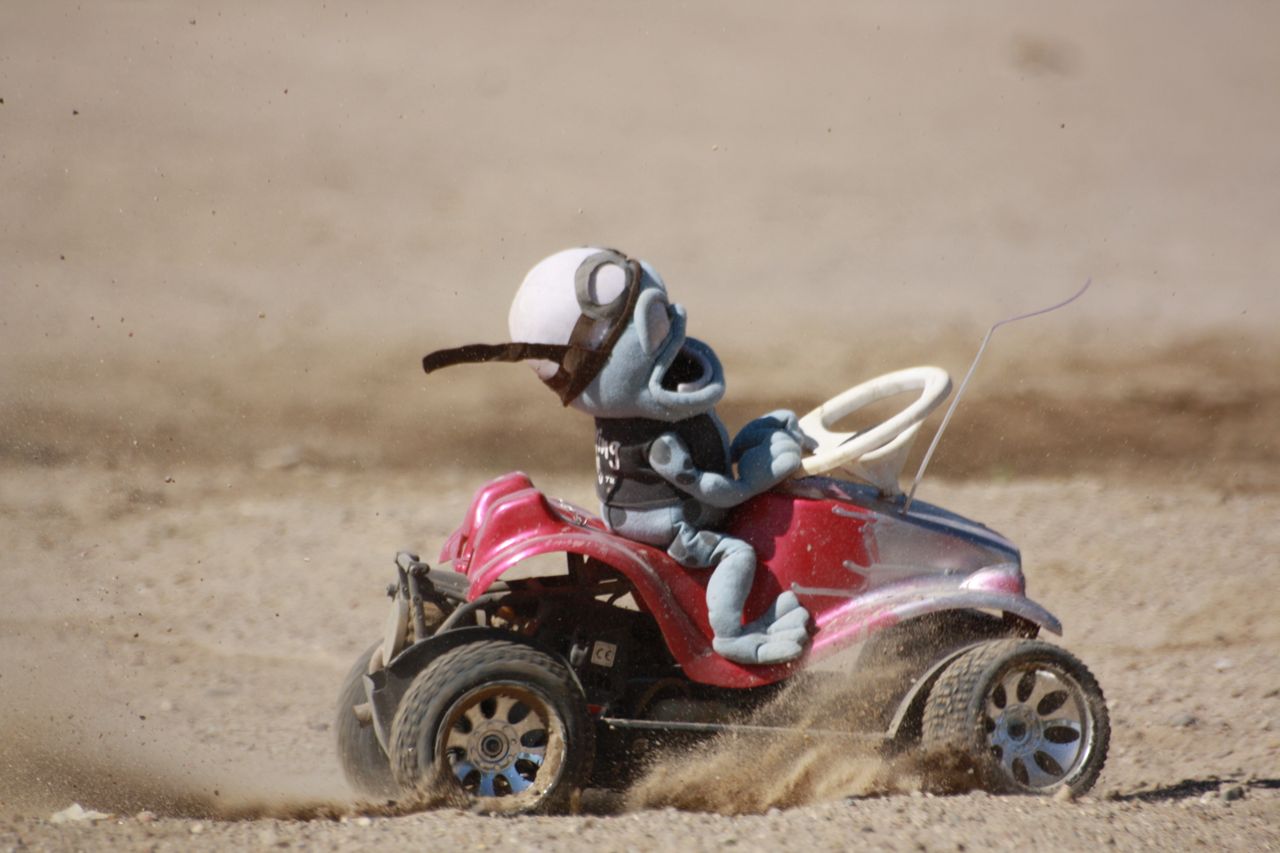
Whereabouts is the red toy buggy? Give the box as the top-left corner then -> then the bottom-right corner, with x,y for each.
336,367 -> 1109,812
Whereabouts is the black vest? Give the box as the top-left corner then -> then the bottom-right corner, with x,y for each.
594,414 -> 730,508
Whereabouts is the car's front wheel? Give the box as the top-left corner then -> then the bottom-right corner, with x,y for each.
922,639 -> 1109,796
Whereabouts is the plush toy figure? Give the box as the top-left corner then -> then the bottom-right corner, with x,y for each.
423,248 -> 814,664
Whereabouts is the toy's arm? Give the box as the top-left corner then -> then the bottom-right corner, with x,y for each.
649,430 -> 803,509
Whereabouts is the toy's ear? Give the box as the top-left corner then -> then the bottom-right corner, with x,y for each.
635,289 -> 672,358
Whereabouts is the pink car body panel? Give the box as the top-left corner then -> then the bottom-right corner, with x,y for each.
438,472 -> 1060,689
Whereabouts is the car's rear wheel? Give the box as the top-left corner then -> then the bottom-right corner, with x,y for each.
922,639 -> 1109,795
390,639 -> 592,814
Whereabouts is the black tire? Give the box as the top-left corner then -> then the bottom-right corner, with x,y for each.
849,610 -> 1017,735
922,639 -> 1109,796
389,639 -> 593,814
335,642 -> 397,798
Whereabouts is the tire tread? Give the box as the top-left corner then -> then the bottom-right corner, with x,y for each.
335,642 -> 396,797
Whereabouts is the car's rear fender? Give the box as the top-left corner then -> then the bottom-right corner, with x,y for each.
465,526 -> 721,675
444,477 -> 804,688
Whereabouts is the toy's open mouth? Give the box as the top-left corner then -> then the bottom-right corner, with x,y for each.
660,345 -> 712,393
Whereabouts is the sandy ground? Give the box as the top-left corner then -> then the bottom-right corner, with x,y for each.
2,1 -> 1278,850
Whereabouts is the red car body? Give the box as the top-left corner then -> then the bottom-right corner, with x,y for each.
436,472 -> 1061,689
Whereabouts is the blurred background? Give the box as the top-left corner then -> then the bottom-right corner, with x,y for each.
2,0 -> 1277,479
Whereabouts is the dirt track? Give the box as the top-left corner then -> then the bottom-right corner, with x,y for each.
1,465 -> 1277,850
2,1 -> 1278,850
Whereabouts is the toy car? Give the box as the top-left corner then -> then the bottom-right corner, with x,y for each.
336,367 -> 1109,812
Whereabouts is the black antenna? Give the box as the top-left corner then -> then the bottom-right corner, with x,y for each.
901,279 -> 1092,514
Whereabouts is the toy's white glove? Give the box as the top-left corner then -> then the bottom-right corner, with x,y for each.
650,424 -> 802,509
736,428 -> 805,492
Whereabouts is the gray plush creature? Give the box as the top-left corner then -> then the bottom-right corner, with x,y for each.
423,247 -> 814,665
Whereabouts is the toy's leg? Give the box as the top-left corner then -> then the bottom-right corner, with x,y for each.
701,535 -> 757,639
669,525 -> 810,665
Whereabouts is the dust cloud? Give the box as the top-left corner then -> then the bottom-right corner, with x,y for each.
625,661 -> 976,814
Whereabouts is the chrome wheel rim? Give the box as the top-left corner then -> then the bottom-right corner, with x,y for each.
437,682 -> 563,802
982,662 -> 1093,790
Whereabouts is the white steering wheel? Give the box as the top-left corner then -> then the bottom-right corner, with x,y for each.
797,366 -> 952,482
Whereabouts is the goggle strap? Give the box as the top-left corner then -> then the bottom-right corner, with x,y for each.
422,342 -> 570,374
422,341 -> 602,406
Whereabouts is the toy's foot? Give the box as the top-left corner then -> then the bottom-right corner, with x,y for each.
742,591 -> 810,637
713,593 -> 811,665
713,632 -> 806,665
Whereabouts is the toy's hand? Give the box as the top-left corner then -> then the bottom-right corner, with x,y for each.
731,410 -> 817,462
736,428 -> 805,492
